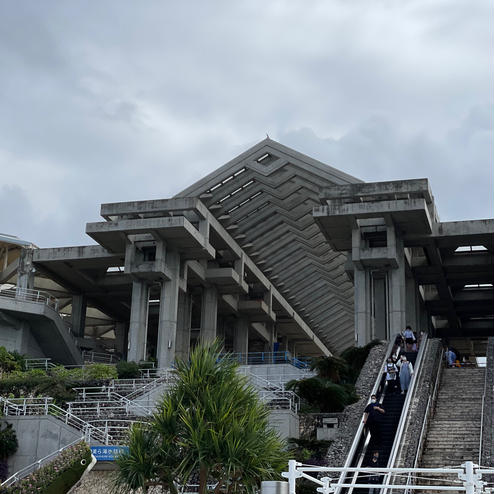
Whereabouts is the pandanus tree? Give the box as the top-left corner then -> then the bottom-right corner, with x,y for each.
114,341 -> 288,494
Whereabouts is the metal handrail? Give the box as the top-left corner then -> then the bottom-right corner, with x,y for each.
333,336 -> 398,494
257,390 -> 300,413
223,351 -> 312,369
381,333 -> 429,494
1,437 -> 84,487
82,350 -> 118,364
24,358 -> 57,371
0,286 -> 59,310
125,370 -> 175,400
0,397 -> 110,444
479,356 -> 489,464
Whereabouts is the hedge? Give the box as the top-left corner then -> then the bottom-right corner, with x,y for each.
0,441 -> 91,494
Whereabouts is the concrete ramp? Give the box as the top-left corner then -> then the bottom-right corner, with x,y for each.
0,294 -> 82,365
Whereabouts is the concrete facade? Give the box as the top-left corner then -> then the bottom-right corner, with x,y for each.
0,139 -> 492,364
314,179 -> 494,343
5,416 -> 81,474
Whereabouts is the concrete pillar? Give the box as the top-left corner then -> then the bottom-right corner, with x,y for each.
372,274 -> 387,340
263,323 -> 276,357
354,268 -> 371,346
233,317 -> 249,356
16,248 -> 35,294
71,294 -> 87,338
157,251 -> 181,368
201,286 -> 218,342
405,276 -> 418,332
388,238 -> 406,336
114,322 -> 128,359
127,280 -> 150,362
175,291 -> 191,361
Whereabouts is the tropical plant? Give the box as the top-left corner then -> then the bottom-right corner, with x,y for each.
0,441 -> 91,493
115,341 -> 288,494
286,378 -> 357,412
0,422 -> 18,482
0,347 -> 21,374
310,356 -> 349,384
340,339 -> 381,383
116,361 -> 140,379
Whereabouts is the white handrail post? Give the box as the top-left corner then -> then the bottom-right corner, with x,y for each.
462,461 -> 475,494
287,460 -> 299,494
319,477 -> 331,494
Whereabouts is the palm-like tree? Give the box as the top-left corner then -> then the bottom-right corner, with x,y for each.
114,341 -> 287,494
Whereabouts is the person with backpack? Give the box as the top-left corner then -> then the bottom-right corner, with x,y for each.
384,357 -> 399,394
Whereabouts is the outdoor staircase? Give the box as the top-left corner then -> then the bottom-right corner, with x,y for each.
418,367 -> 485,490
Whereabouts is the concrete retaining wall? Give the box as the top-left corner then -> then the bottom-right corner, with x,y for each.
481,337 -> 494,469
5,416 -> 81,475
0,314 -> 44,357
268,409 -> 299,439
393,338 -> 442,469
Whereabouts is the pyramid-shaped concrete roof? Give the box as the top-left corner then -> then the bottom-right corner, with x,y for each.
177,138 -> 362,353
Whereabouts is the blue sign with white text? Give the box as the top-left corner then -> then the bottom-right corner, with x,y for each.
91,445 -> 129,461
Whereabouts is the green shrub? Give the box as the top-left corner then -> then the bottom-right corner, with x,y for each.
1,441 -> 91,493
0,347 -> 21,374
0,422 -> 18,459
287,377 -> 357,412
340,339 -> 381,383
116,361 -> 140,379
51,364 -> 117,382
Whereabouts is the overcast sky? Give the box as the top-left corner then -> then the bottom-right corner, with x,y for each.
0,1 -> 492,247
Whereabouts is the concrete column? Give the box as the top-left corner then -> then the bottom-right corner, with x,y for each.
405,276 -> 418,331
127,280 -> 150,362
372,274 -> 387,340
201,286 -> 218,342
157,251 -> 181,368
388,238 -> 406,337
175,291 -> 191,361
71,294 -> 87,338
16,248 -> 35,294
114,322 -> 128,359
354,268 -> 371,346
263,323 -> 276,356
233,317 -> 249,356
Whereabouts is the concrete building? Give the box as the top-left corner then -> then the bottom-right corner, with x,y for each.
0,138 -> 492,364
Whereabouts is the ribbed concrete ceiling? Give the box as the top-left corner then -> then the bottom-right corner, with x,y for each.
178,138 -> 362,353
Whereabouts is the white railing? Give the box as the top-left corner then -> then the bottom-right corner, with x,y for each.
1,397 -> 109,445
125,370 -> 175,401
86,418 -> 148,444
258,390 -> 300,414
82,350 -> 118,364
0,286 -> 59,310
0,437 -> 84,487
281,460 -> 494,494
67,398 -> 154,419
24,358 -> 57,371
238,368 -> 286,391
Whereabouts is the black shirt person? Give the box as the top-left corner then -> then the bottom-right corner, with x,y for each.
366,451 -> 382,494
363,395 -> 385,446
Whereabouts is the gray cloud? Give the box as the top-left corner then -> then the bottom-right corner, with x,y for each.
0,1 -> 491,247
